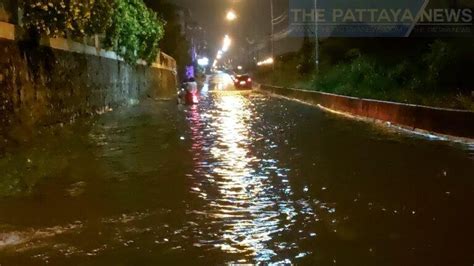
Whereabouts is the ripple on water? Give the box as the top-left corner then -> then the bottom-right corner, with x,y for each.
184,93 -> 324,261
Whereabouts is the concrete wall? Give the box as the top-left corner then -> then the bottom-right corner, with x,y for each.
0,37 -> 177,142
259,85 -> 474,140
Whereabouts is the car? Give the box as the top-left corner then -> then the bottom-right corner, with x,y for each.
233,74 -> 253,89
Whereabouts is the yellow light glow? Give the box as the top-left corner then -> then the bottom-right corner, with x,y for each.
187,92 -> 299,260
222,35 -> 232,52
257,57 -> 274,66
226,10 -> 237,21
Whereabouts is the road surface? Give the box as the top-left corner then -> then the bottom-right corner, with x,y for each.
0,75 -> 473,265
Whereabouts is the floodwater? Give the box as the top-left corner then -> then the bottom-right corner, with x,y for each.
0,79 -> 473,265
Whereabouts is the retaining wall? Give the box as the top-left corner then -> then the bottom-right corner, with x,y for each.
0,34 -> 177,142
259,84 -> 474,139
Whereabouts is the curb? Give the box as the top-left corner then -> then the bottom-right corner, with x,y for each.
257,84 -> 474,142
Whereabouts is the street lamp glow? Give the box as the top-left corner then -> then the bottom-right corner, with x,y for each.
257,57 -> 274,66
226,10 -> 237,21
197,57 -> 209,66
222,35 -> 232,52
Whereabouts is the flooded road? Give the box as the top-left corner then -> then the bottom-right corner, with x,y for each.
0,81 -> 473,265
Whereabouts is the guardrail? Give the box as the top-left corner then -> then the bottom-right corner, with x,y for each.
259,84 -> 474,140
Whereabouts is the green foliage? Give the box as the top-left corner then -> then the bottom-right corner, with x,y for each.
298,30 -> 315,75
310,51 -> 473,110
104,0 -> 164,64
422,40 -> 455,88
258,35 -> 474,110
23,0 -> 70,37
23,0 -> 165,65
314,56 -> 393,99
23,0 -> 112,37
85,0 -> 114,35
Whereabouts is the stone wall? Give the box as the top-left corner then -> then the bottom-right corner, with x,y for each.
0,38 -> 177,142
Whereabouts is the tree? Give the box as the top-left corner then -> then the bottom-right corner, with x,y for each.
104,0 -> 165,64
144,0 -> 191,78
298,27 -> 315,75
23,0 -> 165,65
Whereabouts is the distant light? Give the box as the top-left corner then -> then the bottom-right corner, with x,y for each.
257,57 -> 274,66
197,57 -> 209,66
237,66 -> 243,70
222,35 -> 232,52
226,10 -> 237,21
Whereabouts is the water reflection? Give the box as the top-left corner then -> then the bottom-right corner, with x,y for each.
468,144 -> 474,160
187,92 -> 302,262
1,81 -> 473,264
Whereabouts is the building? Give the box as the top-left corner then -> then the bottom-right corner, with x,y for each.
175,6 -> 209,76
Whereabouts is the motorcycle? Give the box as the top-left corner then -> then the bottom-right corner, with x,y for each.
178,80 -> 199,105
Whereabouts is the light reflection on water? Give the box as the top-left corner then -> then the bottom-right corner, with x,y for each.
468,144 -> 474,160
0,80 -> 473,264
187,93 -> 302,262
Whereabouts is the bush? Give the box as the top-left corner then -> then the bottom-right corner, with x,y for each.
103,0 -> 164,64
23,0 -> 165,65
23,0 -> 111,37
257,38 -> 473,110
314,56 -> 394,99
23,0 -> 70,37
423,40 -> 450,87
85,0 -> 114,35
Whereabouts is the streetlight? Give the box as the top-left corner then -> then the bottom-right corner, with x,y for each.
222,35 -> 232,52
197,57 -> 209,67
270,0 -> 275,70
270,0 -> 274,60
226,10 -> 237,21
314,0 -> 320,73
257,57 -> 274,66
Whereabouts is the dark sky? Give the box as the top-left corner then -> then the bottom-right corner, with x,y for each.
172,0 -> 276,55
172,0 -> 229,36
171,0 -> 300,62
172,0 -> 272,34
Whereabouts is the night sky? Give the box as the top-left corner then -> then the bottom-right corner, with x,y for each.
171,0 -> 294,59
172,0 -> 272,36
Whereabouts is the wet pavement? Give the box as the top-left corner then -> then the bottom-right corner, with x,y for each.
0,79 -> 473,265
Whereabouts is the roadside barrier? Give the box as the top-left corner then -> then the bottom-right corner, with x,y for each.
259,84 -> 474,140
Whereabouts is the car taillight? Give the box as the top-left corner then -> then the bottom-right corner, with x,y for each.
247,78 -> 252,82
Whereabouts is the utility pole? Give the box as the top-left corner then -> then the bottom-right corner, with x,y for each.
270,0 -> 275,70
314,0 -> 320,73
